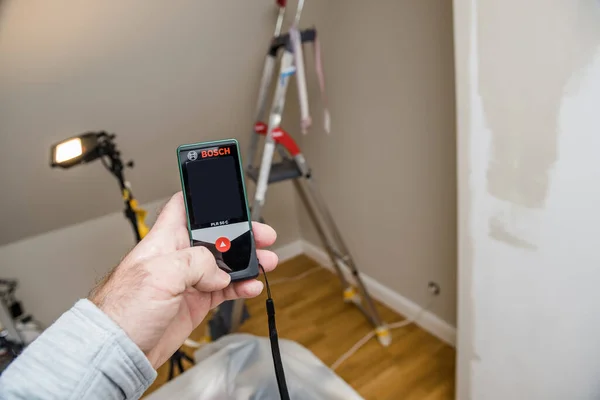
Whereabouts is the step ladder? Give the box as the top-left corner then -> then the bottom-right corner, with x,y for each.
230,0 -> 391,347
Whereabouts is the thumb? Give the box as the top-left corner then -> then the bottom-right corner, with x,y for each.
151,246 -> 231,295
120,192 -> 189,264
152,192 -> 187,233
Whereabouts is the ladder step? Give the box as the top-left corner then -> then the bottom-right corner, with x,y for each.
246,159 -> 302,184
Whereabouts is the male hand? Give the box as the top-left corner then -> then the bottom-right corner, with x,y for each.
89,192 -> 278,368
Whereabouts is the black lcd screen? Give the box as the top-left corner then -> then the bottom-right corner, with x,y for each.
185,154 -> 245,227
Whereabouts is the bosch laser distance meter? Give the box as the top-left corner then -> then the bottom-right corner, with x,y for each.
177,139 -> 259,281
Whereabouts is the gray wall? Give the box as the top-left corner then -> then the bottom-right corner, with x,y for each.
0,0 -> 458,334
295,0 -> 457,326
0,0 -> 300,245
0,198 -> 163,327
0,0 -> 301,326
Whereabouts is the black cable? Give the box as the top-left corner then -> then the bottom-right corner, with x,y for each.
260,264 -> 290,400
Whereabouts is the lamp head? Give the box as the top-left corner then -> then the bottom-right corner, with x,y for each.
50,132 -> 103,169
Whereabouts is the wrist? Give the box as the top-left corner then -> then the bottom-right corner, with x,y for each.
89,291 -> 162,369
79,300 -> 158,391
89,292 -> 141,352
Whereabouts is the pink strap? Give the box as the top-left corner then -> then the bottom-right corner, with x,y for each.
313,36 -> 331,133
290,26 -> 312,134
288,27 -> 331,135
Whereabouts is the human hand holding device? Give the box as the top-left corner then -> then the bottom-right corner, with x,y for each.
89,192 -> 278,369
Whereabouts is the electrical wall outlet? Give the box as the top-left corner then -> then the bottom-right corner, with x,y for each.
428,281 -> 441,296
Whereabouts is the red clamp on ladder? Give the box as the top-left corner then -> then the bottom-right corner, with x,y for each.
254,122 -> 301,157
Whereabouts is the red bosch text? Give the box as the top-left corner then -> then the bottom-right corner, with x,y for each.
201,147 -> 231,158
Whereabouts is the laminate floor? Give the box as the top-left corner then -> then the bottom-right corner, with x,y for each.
144,254 -> 455,399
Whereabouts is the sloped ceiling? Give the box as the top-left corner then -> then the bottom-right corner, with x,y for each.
0,0 -> 295,245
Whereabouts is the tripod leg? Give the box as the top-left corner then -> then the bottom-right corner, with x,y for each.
176,356 -> 185,376
168,358 -> 175,381
182,351 -> 195,365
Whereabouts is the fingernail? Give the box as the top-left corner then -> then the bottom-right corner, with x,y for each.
219,269 -> 231,285
253,280 -> 264,295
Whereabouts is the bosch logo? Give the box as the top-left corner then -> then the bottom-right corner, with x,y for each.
201,147 -> 231,158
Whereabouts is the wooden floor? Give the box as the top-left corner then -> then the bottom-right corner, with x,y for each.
144,255 -> 455,399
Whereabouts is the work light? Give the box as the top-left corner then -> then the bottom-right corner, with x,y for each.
49,131 -> 148,241
50,132 -> 103,169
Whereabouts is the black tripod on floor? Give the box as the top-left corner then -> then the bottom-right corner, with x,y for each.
166,349 -> 195,380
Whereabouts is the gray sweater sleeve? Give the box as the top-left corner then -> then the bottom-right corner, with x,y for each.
0,299 -> 157,400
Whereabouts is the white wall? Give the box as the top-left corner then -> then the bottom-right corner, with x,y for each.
455,0 -> 600,398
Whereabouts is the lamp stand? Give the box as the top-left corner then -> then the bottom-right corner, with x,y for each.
95,134 -> 148,242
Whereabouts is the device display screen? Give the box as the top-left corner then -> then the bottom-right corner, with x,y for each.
179,142 -> 253,274
181,144 -> 248,230
186,156 -> 244,226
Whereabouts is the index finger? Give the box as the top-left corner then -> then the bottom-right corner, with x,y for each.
252,221 -> 277,248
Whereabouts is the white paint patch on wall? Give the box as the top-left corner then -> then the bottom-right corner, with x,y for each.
465,0 -> 600,398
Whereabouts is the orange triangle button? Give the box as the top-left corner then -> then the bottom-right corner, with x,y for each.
216,237 -> 231,253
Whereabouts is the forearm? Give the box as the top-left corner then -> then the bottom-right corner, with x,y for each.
0,299 -> 157,400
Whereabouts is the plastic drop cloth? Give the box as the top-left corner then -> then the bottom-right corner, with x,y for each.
145,333 -> 364,400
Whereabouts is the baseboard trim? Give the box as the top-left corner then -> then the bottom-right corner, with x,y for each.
300,240 -> 456,346
271,239 -> 304,263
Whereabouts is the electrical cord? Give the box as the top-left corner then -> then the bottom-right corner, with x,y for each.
183,337 -> 207,349
256,264 -> 438,376
257,263 -> 440,376
260,264 -> 290,400
268,266 -> 321,286
330,298 -> 436,371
